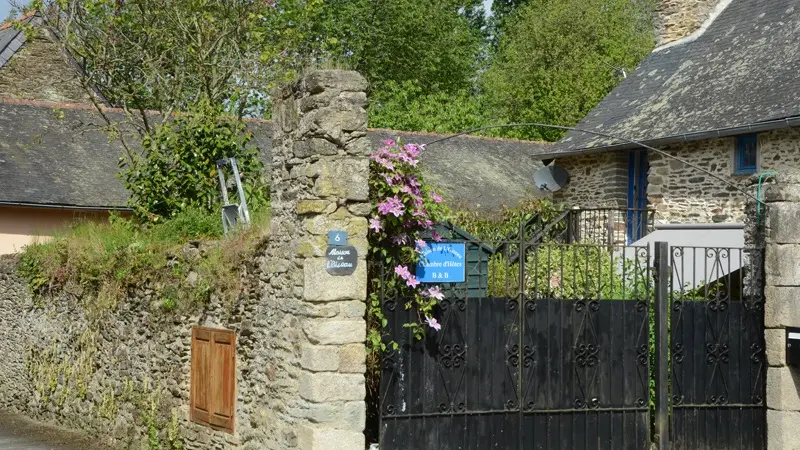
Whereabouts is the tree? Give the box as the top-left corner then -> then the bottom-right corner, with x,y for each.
121,100 -> 267,221
19,0 -> 317,219
30,0 -> 322,119
481,0 -> 654,141
309,0 -> 486,133
319,0 -> 484,96
369,80 -> 486,134
489,0 -> 527,41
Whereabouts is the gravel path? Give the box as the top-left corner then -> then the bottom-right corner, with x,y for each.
0,412 -> 111,450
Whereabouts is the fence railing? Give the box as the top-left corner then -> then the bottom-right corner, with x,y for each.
496,208 -> 655,263
560,208 -> 655,246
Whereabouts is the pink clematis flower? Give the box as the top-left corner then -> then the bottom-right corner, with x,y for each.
426,286 -> 445,301
430,191 -> 443,203
391,233 -> 408,245
415,239 -> 427,250
406,274 -> 421,288
404,144 -> 421,158
431,230 -> 443,242
425,316 -> 441,331
383,139 -> 396,146
378,196 -> 405,217
394,265 -> 411,279
369,217 -> 383,233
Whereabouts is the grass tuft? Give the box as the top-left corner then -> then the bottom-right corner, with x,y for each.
18,206 -> 270,319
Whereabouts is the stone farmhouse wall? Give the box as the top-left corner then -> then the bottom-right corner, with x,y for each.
554,127 -> 800,225
0,28 -> 95,104
0,70 -> 369,450
551,151 -> 629,209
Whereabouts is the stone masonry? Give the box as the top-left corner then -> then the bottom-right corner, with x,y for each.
648,128 -> 800,223
756,176 -> 800,449
0,28 -> 95,104
655,0 -> 721,46
0,70 -> 370,450
552,151 -> 629,208
268,70 -> 370,450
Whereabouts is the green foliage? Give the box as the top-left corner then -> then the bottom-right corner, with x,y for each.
318,0 -> 486,132
487,245 -> 652,299
481,0 -> 655,141
149,206 -> 223,241
444,198 -> 562,241
18,208 -> 270,319
320,0 -> 484,95
34,0 -> 320,115
121,100 -> 267,222
488,0 -> 528,43
369,81 -> 487,134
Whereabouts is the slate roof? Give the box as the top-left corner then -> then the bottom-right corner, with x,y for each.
0,100 -> 135,209
370,129 -> 548,211
0,100 -> 548,212
552,0 -> 800,157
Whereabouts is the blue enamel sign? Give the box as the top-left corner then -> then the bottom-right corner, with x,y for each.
328,231 -> 348,247
416,242 -> 466,283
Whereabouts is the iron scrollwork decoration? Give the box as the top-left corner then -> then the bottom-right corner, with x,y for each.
573,298 -> 601,410
440,344 -> 465,369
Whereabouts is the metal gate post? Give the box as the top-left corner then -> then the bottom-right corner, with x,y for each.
517,218 -> 526,450
654,241 -> 669,450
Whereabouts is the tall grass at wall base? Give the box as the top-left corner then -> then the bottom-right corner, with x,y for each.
18,206 -> 270,319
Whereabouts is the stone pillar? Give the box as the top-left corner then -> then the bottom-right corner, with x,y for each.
758,179 -> 800,449
269,70 -> 369,450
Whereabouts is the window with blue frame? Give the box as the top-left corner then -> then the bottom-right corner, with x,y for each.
734,134 -> 758,175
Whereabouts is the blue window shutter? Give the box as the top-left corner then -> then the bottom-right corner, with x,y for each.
735,134 -> 758,175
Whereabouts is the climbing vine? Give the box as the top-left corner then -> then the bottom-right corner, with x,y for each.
367,140 -> 446,353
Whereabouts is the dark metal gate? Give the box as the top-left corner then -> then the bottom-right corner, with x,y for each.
666,246 -> 766,449
375,239 -> 766,449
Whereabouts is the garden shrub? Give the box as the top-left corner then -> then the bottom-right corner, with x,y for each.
488,245 -> 652,300
121,100 -> 269,223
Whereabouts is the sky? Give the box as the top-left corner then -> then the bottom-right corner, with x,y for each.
0,1 -> 20,21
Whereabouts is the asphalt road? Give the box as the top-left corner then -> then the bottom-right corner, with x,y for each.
0,412 -> 110,450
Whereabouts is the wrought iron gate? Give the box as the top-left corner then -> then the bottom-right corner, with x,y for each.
666,246 -> 766,449
375,238 -> 766,449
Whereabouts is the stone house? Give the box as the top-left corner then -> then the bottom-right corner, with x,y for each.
538,0 -> 799,239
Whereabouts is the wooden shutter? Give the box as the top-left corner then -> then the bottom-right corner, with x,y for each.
191,326 -> 236,433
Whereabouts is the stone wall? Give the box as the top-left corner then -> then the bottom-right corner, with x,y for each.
0,70 -> 370,450
0,247 -> 266,449
649,128 -> 800,223
555,127 -> 800,225
655,0 -> 720,46
647,136 -> 742,223
755,177 -> 800,449
0,28 -> 95,103
552,151 -> 629,208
